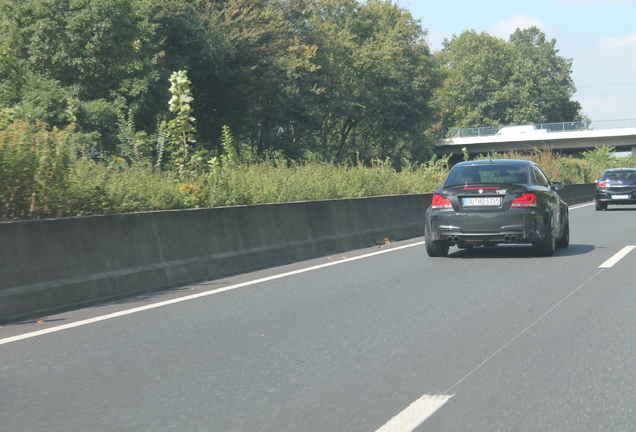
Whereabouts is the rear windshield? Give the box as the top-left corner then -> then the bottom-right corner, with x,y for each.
601,170 -> 636,181
444,165 -> 529,186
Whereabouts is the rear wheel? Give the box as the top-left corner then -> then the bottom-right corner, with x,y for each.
425,229 -> 449,257
533,216 -> 555,257
555,218 -> 569,249
595,200 -> 607,211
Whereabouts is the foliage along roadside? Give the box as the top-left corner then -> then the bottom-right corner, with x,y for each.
0,0 -> 614,220
0,0 -> 584,168
0,115 -> 631,221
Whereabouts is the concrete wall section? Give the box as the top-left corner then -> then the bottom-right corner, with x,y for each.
0,194 -> 432,324
557,183 -> 596,205
0,187 -> 592,324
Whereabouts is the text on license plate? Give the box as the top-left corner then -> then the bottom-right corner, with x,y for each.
612,194 -> 630,199
463,197 -> 501,206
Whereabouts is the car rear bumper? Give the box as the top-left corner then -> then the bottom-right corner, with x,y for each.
596,191 -> 636,204
426,209 -> 546,245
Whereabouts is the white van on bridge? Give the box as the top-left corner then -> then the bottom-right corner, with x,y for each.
495,125 -> 548,136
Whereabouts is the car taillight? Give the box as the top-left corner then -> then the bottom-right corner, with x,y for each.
431,194 -> 453,209
511,193 -> 537,207
598,182 -> 607,187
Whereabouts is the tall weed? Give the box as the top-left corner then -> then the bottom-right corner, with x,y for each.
0,121 -> 75,219
68,162 -> 188,215
3,119 -> 636,221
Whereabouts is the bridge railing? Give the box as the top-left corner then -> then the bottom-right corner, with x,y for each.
445,119 -> 636,139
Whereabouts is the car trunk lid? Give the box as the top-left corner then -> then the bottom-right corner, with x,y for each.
440,183 -> 529,212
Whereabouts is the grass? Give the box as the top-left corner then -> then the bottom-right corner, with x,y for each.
2,122 -> 635,221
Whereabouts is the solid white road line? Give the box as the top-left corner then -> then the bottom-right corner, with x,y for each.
569,202 -> 593,209
375,394 -> 453,432
0,241 -> 425,346
1,200 -> 594,346
599,246 -> 636,268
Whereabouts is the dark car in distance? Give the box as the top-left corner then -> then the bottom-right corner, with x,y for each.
595,168 -> 636,211
425,159 -> 569,257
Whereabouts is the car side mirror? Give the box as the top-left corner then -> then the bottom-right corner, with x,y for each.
552,181 -> 565,191
594,179 -> 599,183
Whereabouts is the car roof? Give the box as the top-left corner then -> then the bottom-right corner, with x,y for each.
603,168 -> 636,172
452,159 -> 535,168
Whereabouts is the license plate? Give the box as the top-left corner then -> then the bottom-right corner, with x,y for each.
612,194 -> 630,199
463,197 -> 501,206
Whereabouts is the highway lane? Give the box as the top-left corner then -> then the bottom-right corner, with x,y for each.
2,202 -> 636,431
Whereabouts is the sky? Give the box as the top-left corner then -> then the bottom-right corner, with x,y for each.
397,0 -> 636,122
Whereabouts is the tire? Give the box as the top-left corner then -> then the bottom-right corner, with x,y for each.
425,229 -> 449,257
555,218 -> 569,249
533,216 -> 555,257
595,200 -> 607,211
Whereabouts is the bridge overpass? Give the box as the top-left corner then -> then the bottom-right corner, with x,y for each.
435,119 -> 636,160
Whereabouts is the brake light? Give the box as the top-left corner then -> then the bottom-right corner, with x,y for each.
598,182 -> 607,187
431,194 -> 453,209
511,193 -> 537,207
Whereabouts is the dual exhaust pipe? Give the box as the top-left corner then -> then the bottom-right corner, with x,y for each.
446,235 -> 517,244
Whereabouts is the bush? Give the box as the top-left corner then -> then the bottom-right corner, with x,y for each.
2,117 -> 635,222
0,120 -> 75,220
68,162 -> 190,215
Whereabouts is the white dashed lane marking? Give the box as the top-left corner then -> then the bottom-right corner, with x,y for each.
599,246 -> 636,268
375,394 -> 453,432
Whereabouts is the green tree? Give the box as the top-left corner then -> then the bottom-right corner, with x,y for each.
433,27 -> 583,133
0,0 -> 440,166
296,0 -> 437,164
434,30 -> 514,130
205,0 -> 324,158
141,0 -> 230,148
0,0 -> 160,151
171,0 -> 437,165
506,27 -> 581,124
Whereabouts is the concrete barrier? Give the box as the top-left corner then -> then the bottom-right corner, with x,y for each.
0,185 -> 594,324
0,194 -> 432,324
556,183 -> 596,205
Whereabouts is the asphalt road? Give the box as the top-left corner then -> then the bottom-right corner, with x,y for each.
2,202 -> 636,431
